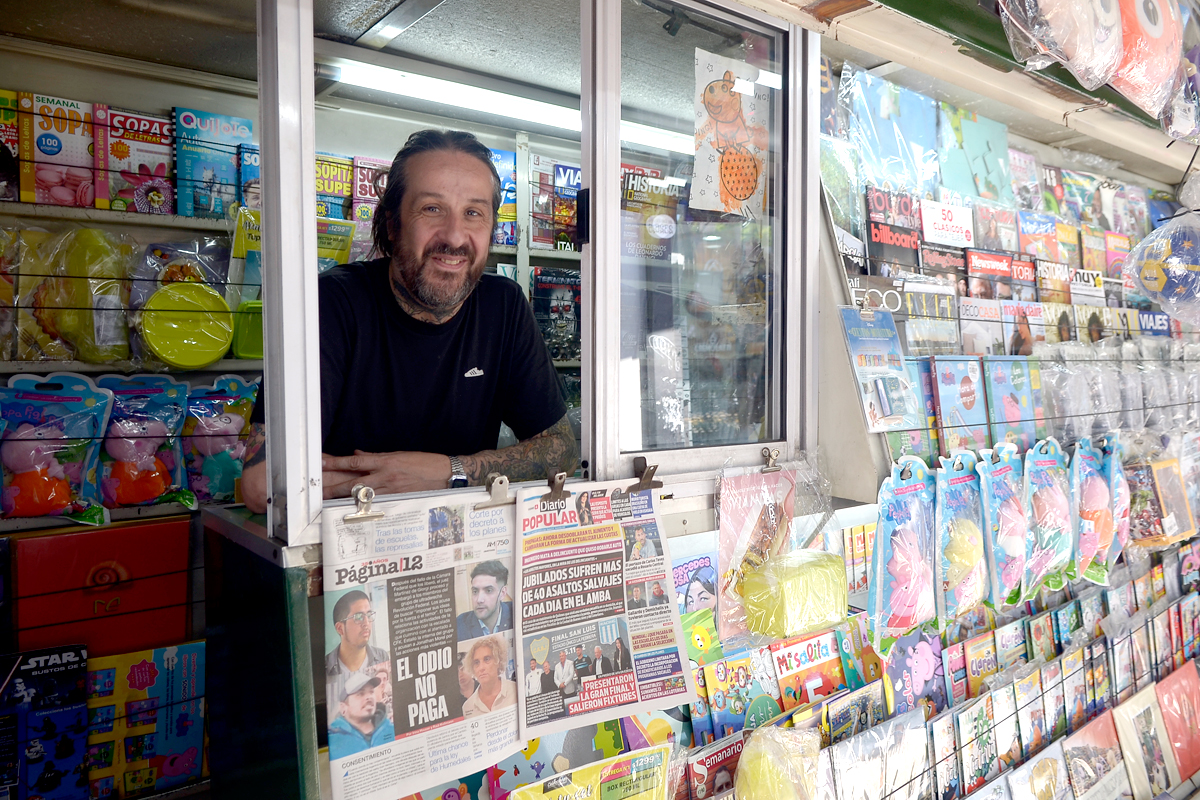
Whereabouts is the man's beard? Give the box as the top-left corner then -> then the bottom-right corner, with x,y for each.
395,241 -> 485,310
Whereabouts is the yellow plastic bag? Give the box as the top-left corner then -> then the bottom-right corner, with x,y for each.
741,549 -> 847,640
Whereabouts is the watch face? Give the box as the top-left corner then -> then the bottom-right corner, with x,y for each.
450,477 -> 469,488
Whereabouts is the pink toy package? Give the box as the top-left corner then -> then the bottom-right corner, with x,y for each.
182,375 -> 258,504
17,92 -> 95,207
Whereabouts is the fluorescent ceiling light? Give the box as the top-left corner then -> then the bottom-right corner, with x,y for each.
332,60 -> 693,155
703,235 -> 721,241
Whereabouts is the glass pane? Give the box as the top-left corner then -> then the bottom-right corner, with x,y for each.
619,0 -> 785,452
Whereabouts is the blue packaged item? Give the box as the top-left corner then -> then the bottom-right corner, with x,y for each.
977,443 -> 1027,611
182,375 -> 259,503
868,456 -> 937,656
173,107 -> 253,220
96,375 -> 196,510
1101,433 -> 1131,572
931,356 -> 992,456
1071,437 -> 1111,584
936,450 -> 987,622
0,373 -> 112,526
1023,438 -> 1075,599
982,356 -> 1037,453
886,357 -> 938,466
237,143 -> 260,210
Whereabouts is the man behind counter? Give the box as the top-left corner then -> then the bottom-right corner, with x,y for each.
242,129 -> 578,512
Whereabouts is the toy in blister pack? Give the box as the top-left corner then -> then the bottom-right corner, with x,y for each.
1023,438 -> 1075,599
868,456 -> 936,656
937,450 -> 987,621
978,443 -> 1028,609
1072,438 -> 1113,584
1112,0 -> 1184,118
1101,435 -> 1132,571
0,372 -> 112,525
183,375 -> 258,503
997,0 -> 1123,90
96,374 -> 195,510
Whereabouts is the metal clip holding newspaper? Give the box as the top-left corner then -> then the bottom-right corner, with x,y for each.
343,483 -> 385,522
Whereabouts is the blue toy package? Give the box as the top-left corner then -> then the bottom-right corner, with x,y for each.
839,62 -> 940,197
1071,438 -> 1112,584
96,375 -> 196,511
868,456 -> 937,656
931,356 -> 992,456
977,443 -> 1028,611
936,450 -> 987,622
173,107 -> 254,220
982,356 -> 1037,453
1101,434 -> 1131,572
237,143 -> 260,210
0,373 -> 113,526
183,375 -> 259,503
1023,438 -> 1075,599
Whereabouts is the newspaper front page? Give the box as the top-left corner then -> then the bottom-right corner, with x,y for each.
509,744 -> 673,800
321,490 -> 523,800
515,481 -> 696,738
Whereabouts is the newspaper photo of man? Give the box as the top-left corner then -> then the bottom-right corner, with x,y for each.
462,635 -> 517,717
328,671 -> 395,759
457,560 -> 514,641
325,590 -> 390,725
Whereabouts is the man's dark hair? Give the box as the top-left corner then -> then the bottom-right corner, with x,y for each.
470,559 -> 509,586
372,129 -> 502,258
333,590 -> 370,626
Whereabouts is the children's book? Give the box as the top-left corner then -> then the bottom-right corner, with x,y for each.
770,630 -> 851,711
990,682 -> 1021,773
825,679 -> 886,744
1015,669 -> 1046,759
964,632 -> 1000,699
943,641 -> 969,707
681,609 -> 722,668
959,298 -> 1005,357
1025,612 -> 1057,663
994,620 -> 1028,672
1041,659 -> 1067,740
488,722 -> 624,800
93,106 -> 174,214
17,92 -> 95,207
983,356 -> 1037,452
1006,741 -> 1071,800
943,606 -> 994,648
689,666 -> 714,746
929,709 -> 961,800
885,628 -> 947,716
702,647 -> 781,738
173,107 -> 253,219
1062,711 -> 1132,800
954,696 -> 999,793
931,356 -> 992,456
1050,601 -> 1082,651
1061,649 -> 1087,734
886,358 -> 938,466
86,643 -> 206,798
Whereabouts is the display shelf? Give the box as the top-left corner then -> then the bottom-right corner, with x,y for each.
0,201 -> 231,232
0,500 -> 197,533
0,358 -> 264,375
529,248 -> 582,261
489,245 -> 517,256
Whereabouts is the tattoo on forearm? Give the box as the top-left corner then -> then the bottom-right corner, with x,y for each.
244,423 -> 267,468
460,415 -> 579,485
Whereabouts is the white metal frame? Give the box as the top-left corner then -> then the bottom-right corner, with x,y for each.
259,0 -> 324,545
584,0 -> 818,481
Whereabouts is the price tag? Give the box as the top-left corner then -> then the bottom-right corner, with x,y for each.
920,199 -> 974,248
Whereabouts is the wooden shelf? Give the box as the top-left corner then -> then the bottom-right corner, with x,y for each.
0,201 -> 231,232
0,501 -> 196,533
0,358 -> 263,375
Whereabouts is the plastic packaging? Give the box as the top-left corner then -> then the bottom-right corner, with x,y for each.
1102,433 -> 1132,572
1039,346 -> 1095,445
96,374 -> 196,510
1112,0 -> 1185,118
0,373 -> 113,525
1123,210 -> 1200,326
1072,438 -> 1112,583
1120,344 -> 1146,432
868,456 -> 937,655
828,708 -> 931,800
1024,438 -> 1075,599
0,228 -> 17,360
1162,60 -> 1200,144
1140,362 -> 1172,431
936,450 -> 987,621
978,443 -> 1028,610
998,0 -> 1123,89
741,549 -> 847,641
183,375 -> 259,503
734,725 -> 820,800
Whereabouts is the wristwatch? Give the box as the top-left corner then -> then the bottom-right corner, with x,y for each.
448,456 -> 469,489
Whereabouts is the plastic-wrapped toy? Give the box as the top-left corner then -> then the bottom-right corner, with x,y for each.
1101,435 -> 1131,572
741,549 -> 847,640
1111,0 -> 1184,118
1072,437 -> 1113,584
183,375 -> 259,503
868,456 -> 936,655
998,0 -> 1123,90
1023,438 -> 1075,599
0,373 -> 112,525
978,443 -> 1028,610
1124,211 -> 1200,326
734,723 -> 820,800
936,450 -> 987,622
96,375 -> 195,510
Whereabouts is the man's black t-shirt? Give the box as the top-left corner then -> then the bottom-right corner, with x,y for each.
255,259 -> 566,457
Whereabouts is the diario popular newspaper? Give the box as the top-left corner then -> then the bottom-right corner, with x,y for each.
321,490 -> 523,800
515,481 -> 696,739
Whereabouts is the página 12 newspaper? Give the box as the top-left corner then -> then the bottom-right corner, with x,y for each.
515,480 -> 696,739
320,490 -> 522,800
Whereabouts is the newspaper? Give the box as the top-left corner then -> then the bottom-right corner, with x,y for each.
509,745 -> 673,800
515,481 -> 696,739
321,490 -> 522,800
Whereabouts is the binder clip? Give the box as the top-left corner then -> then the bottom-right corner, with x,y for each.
629,457 -> 663,492
541,472 -> 569,504
762,447 -> 782,473
474,473 -> 515,510
343,484 -> 386,523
